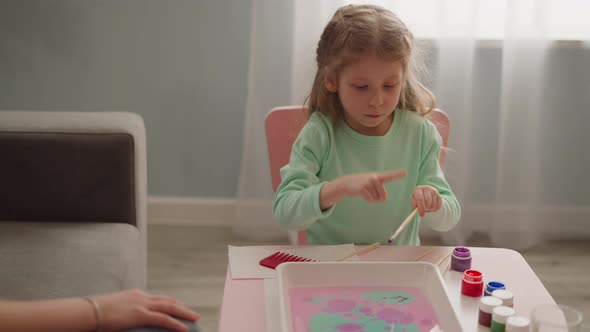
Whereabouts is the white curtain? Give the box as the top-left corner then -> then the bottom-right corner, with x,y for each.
235,0 -> 590,249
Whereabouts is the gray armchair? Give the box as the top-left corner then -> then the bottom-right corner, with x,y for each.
0,111 -> 147,299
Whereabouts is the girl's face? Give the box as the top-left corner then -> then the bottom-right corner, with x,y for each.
325,54 -> 403,136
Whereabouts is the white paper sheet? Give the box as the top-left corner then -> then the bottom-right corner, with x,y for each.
228,244 -> 359,279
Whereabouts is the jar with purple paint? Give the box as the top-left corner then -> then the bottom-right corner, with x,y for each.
451,247 -> 472,272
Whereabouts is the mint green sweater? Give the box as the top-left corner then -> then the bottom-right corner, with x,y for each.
272,110 -> 461,245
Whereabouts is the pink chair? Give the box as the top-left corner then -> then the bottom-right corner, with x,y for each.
265,106 -> 450,245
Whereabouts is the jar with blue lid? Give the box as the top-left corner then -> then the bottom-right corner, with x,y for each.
485,281 -> 506,296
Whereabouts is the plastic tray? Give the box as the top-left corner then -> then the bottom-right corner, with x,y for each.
277,261 -> 463,332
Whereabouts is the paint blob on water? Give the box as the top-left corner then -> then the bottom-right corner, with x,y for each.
376,308 -> 414,324
421,318 -> 432,326
326,299 -> 357,313
336,323 -> 365,332
290,287 -> 439,332
359,306 -> 373,316
363,290 -> 415,305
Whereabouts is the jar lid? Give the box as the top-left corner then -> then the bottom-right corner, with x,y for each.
492,289 -> 514,306
453,247 -> 471,257
479,296 -> 503,312
506,316 -> 530,331
492,306 -> 516,323
486,281 -> 506,290
463,269 -> 483,282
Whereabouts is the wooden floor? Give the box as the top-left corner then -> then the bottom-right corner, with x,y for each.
147,225 -> 590,332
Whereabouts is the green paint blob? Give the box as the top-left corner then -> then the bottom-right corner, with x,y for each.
363,320 -> 420,332
309,313 -> 354,332
362,290 -> 414,305
358,317 -> 371,325
364,319 -> 388,331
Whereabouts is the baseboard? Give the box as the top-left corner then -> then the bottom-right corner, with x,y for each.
148,197 -> 590,240
147,196 -> 287,240
420,204 -> 590,241
148,196 -> 236,226
462,204 -> 590,236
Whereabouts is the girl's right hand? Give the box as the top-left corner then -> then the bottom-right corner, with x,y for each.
340,170 -> 407,202
320,170 -> 407,209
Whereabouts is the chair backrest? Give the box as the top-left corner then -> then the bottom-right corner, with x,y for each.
265,106 -> 309,192
0,112 -> 146,227
264,106 -> 450,244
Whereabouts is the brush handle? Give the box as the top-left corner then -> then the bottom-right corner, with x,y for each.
336,242 -> 380,261
387,208 -> 419,243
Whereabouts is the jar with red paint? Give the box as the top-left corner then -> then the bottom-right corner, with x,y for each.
461,269 -> 484,297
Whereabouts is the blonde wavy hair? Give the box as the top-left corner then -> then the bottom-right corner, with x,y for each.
306,4 -> 435,120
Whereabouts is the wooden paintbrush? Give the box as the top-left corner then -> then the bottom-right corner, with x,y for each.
387,208 -> 419,244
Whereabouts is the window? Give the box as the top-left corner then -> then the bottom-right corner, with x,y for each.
346,0 -> 590,40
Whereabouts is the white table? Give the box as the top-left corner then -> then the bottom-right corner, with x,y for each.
219,246 -> 555,331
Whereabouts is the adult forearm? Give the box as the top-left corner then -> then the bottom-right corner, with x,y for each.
0,298 -> 96,332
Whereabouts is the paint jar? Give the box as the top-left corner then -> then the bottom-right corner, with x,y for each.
491,305 -> 515,332
505,316 -> 530,332
451,247 -> 472,272
492,289 -> 514,308
478,295 -> 503,327
461,269 -> 484,297
485,280 -> 506,296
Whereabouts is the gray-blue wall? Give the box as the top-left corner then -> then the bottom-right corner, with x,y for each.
2,1 -> 588,204
0,0 -> 251,197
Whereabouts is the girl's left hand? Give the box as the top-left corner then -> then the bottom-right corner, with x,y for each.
411,185 -> 442,217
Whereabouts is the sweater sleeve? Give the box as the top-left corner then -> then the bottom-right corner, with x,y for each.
272,118 -> 335,230
417,120 -> 462,231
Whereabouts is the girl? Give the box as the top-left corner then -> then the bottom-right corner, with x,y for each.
272,4 -> 461,245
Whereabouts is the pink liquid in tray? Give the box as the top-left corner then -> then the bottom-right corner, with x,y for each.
289,286 -> 440,332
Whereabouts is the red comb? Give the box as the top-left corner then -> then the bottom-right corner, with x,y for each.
259,251 -> 317,270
